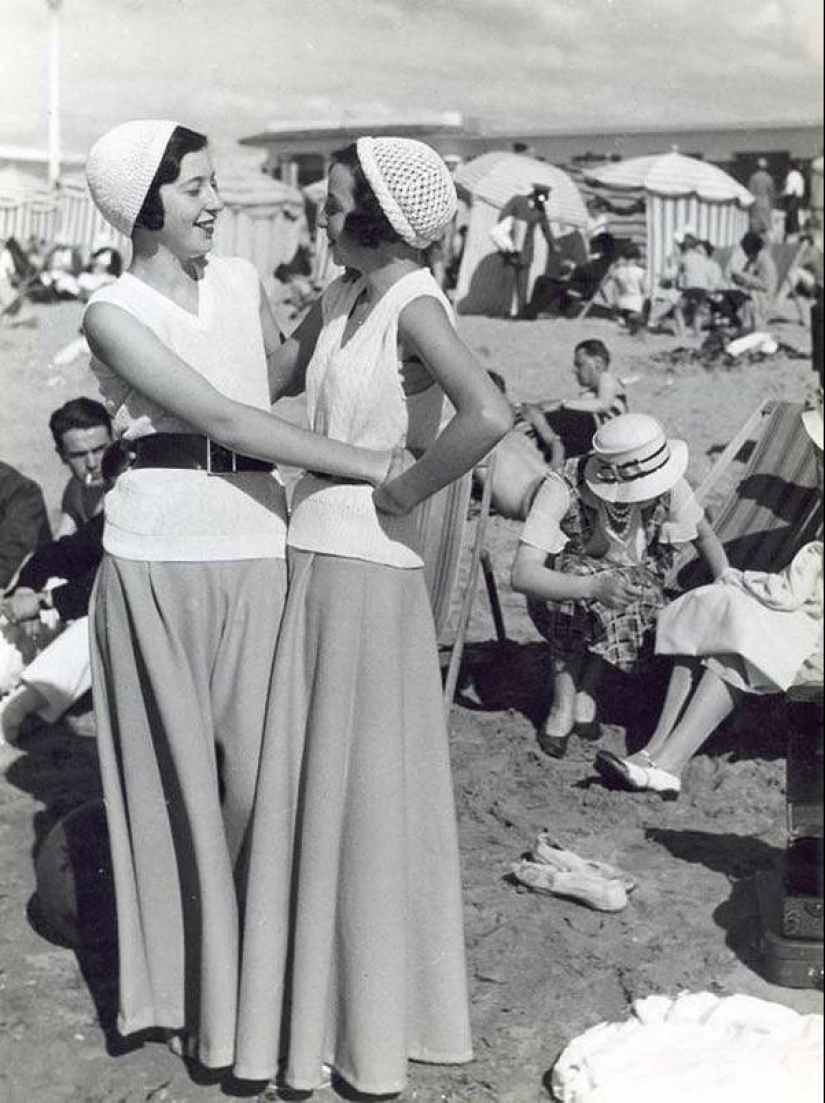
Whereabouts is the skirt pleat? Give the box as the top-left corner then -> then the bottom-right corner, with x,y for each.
235,550 -> 472,1094
90,554 -> 287,1068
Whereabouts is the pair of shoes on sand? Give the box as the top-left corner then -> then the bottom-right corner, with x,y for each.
595,750 -> 681,799
538,692 -> 598,759
512,831 -> 635,912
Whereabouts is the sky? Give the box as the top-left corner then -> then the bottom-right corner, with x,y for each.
3,0 -> 823,166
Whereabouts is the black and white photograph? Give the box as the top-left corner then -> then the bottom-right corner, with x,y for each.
1,2 -> 823,1100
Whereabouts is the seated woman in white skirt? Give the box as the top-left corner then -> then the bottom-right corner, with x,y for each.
595,538 -> 823,798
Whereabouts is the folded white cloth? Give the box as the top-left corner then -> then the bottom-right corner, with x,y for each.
656,542 -> 823,693
552,992 -> 823,1103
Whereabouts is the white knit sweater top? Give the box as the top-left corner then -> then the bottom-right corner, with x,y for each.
86,256 -> 287,562
287,268 -> 450,567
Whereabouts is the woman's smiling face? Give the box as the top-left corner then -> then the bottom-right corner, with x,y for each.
157,147 -> 223,258
318,162 -> 358,267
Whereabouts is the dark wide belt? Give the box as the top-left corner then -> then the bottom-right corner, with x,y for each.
101,433 -> 275,482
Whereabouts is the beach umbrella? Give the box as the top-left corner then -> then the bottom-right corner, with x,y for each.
456,152 -> 589,229
452,152 -> 588,315
585,151 -> 753,205
585,151 -> 753,285
452,150 -> 512,197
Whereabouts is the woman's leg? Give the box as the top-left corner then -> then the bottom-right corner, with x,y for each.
539,654 -> 581,755
574,653 -> 602,724
639,667 -> 741,778
630,659 -> 699,761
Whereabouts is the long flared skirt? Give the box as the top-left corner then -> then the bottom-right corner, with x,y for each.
234,550 -> 473,1094
90,554 -> 287,1068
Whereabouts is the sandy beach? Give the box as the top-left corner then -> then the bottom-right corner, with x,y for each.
0,295 -> 821,1102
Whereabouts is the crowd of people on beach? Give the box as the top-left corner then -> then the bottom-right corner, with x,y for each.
0,122 -> 822,1098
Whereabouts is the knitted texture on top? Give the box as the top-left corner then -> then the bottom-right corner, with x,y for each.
86,120 -> 178,236
356,137 -> 457,249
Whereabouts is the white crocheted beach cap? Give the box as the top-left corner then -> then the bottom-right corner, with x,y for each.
355,136 -> 457,248
86,120 -> 178,236
584,413 -> 688,504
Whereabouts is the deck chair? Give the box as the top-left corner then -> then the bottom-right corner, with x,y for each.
666,399 -> 822,591
769,239 -> 810,317
419,453 -> 508,711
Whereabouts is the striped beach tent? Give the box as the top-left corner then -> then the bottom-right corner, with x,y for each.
1,163 -> 305,280
453,153 -> 588,316
585,151 -> 753,287
211,168 -> 307,280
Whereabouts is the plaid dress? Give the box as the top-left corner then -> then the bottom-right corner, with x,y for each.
526,457 -> 682,672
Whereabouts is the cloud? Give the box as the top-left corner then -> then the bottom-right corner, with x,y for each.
0,0 -> 820,157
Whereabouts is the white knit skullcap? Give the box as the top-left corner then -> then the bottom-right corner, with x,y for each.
355,137 -> 457,248
86,120 -> 179,236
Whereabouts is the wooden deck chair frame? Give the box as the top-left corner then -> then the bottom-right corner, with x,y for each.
665,398 -> 823,590
419,451 -> 508,713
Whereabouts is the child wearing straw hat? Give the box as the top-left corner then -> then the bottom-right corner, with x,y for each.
512,412 -> 728,758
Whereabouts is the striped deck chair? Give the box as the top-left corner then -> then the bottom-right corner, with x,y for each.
418,453 -> 507,711
667,399 -> 822,591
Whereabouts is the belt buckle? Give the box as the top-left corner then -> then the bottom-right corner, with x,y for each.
206,438 -> 238,475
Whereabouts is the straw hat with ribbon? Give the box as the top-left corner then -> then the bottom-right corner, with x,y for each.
584,413 -> 688,504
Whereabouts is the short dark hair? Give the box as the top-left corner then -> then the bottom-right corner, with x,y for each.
329,143 -> 399,249
487,370 -> 507,395
49,397 -> 112,451
622,243 -> 642,261
741,231 -> 764,256
135,126 -> 209,233
574,338 -> 611,367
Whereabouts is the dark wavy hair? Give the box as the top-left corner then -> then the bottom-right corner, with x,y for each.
135,126 -> 209,232
49,397 -> 112,451
330,144 -> 399,249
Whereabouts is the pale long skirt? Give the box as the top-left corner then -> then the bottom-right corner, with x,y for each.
90,554 -> 287,1068
234,550 -> 473,1094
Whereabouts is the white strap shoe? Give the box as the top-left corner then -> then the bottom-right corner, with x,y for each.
595,750 -> 681,799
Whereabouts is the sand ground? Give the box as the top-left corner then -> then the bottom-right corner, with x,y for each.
0,297 -> 822,1102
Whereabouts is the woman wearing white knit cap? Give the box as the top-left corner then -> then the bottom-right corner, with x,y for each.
81,120 -> 401,1071
233,138 -> 512,1093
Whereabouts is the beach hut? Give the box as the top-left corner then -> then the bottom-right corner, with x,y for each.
585,151 -> 753,287
452,153 -> 589,316
1,163 -> 306,281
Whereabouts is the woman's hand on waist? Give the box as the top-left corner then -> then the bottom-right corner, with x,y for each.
373,444 -> 418,515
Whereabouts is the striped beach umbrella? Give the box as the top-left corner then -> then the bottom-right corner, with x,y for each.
585,151 -> 754,286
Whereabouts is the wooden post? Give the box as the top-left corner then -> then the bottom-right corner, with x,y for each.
47,0 -> 63,189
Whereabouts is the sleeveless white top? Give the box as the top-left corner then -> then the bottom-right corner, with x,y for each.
287,268 -> 450,568
85,256 -> 287,561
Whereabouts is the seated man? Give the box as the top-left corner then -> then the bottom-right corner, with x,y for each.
1,512 -> 103,746
531,232 -> 618,319
520,338 -> 627,468
0,460 -> 51,590
714,232 -> 778,333
49,397 -> 112,537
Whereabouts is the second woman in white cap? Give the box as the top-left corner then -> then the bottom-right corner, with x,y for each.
233,138 -> 512,1093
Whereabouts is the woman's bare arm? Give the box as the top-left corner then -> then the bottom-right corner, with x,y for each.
84,301 -> 390,485
374,297 -> 513,515
260,290 -> 323,402
692,516 -> 729,579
